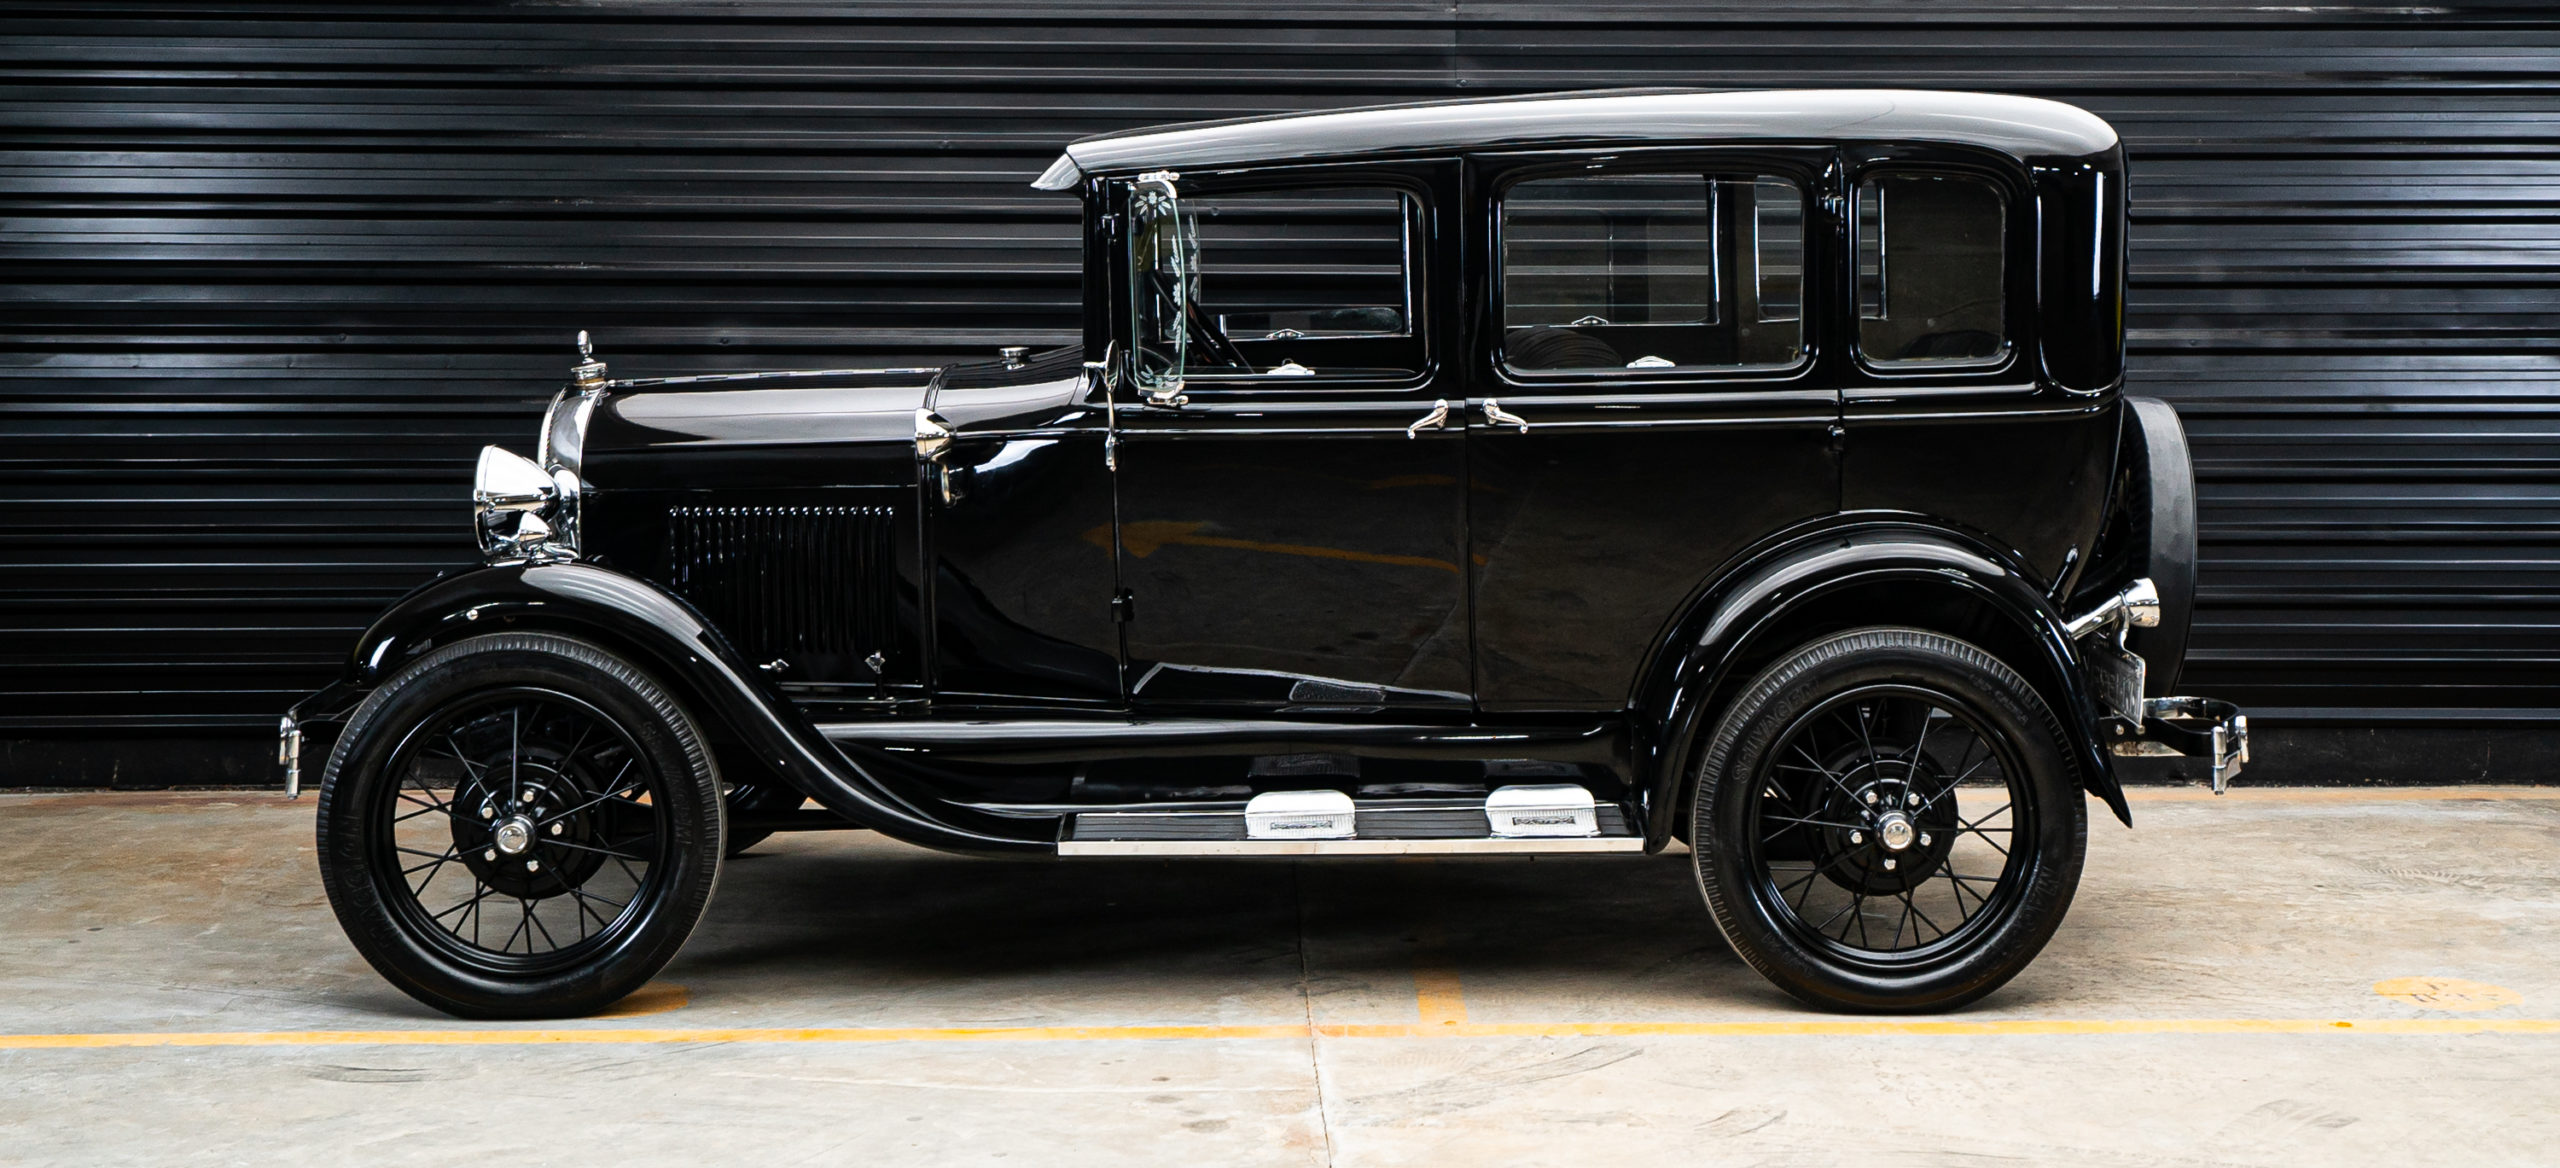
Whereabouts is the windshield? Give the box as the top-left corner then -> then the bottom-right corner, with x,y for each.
1126,172 -> 1194,396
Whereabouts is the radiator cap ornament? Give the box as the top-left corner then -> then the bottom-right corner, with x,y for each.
571,329 -> 609,389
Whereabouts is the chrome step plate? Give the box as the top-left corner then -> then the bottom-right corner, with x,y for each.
1059,800 -> 1642,857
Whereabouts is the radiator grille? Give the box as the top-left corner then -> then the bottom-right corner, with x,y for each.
663,504 -> 899,678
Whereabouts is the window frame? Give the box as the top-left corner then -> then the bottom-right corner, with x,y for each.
1487,152 -> 1825,391
1138,165 -> 1442,397
1845,160 -> 2028,380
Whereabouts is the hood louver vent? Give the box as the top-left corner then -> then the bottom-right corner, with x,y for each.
663,504 -> 899,682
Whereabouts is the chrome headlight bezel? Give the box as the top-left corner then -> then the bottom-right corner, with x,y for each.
475,386 -> 597,564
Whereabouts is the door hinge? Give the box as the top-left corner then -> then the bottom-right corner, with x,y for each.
1111,589 -> 1135,624
1827,423 -> 1845,454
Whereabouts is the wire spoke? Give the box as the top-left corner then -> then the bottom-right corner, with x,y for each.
441,732 -> 488,784
1771,846 -> 1866,897
1790,743 -> 1866,807
523,899 -> 559,952
396,787 -> 454,813
1900,889 -> 1945,941
1917,733 -> 1984,814
1762,813 -> 1865,832
535,759 -> 640,827
1944,864 -> 1979,918
433,883 -> 494,925
1811,892 -> 1861,936
566,886 -> 622,937
508,705 -> 524,808
1961,826 -> 2013,860
392,800 -> 463,826
399,847 -> 461,876
538,836 -> 651,864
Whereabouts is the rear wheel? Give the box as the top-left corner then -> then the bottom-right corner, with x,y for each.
316,632 -> 724,1019
1692,628 -> 2086,1012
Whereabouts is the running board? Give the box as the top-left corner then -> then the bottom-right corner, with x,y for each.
1057,798 -> 1644,858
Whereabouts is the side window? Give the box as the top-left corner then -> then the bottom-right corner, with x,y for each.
1855,172 -> 2008,367
1185,186 -> 1425,381
1499,172 -> 1806,374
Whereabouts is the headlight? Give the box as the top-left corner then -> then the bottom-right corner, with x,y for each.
478,335 -> 606,563
473,445 -> 573,562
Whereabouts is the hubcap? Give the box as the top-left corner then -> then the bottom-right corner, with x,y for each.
1877,813 -> 1916,852
491,815 -> 534,856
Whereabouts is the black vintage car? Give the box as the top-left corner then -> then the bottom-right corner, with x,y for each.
285,89 -> 2247,1019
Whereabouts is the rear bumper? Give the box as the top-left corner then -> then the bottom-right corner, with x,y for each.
2072,578 -> 2250,794
2105,696 -> 2249,793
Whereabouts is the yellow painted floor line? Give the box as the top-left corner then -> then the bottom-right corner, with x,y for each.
1403,859 -> 1470,1028
6,1017 -> 2559,1051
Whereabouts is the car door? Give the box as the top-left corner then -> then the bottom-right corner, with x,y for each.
1465,151 -> 1847,711
1110,163 -> 1472,715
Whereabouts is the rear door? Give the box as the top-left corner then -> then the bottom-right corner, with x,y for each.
1465,150 -> 1846,711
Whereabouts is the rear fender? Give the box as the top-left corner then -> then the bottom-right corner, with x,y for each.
1634,524 -> 2129,850
344,562 -> 1045,854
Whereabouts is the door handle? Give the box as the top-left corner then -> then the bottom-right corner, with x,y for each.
1404,398 -> 1450,439
1482,398 -> 1530,433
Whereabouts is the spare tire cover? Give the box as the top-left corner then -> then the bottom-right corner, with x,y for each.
2122,397 -> 2197,695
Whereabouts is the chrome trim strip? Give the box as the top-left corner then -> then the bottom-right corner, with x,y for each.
1056,836 -> 1645,857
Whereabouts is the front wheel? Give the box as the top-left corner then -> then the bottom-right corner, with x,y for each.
315,632 -> 725,1019
1692,628 -> 2086,1013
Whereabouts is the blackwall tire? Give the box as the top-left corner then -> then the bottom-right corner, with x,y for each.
1692,627 -> 2087,1013
315,632 -> 725,1020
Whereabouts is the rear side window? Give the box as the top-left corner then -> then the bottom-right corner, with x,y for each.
1855,172 -> 2008,367
1499,172 -> 1806,374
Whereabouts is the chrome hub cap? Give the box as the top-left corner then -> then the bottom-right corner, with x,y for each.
491,815 -> 534,856
1877,812 -> 1916,852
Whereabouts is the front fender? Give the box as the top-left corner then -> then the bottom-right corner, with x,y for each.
1635,524 -> 2129,850
345,561 -> 1045,855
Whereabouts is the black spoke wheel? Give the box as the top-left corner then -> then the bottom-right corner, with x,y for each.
1693,628 -> 2085,1013
318,633 -> 724,1019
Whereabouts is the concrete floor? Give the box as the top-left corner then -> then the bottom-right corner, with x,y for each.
1,788 -> 2555,1166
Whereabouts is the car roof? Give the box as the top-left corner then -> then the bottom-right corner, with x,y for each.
1032,88 -> 2117,191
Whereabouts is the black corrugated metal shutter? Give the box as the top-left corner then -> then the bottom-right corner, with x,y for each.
9,2 -> 2560,782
